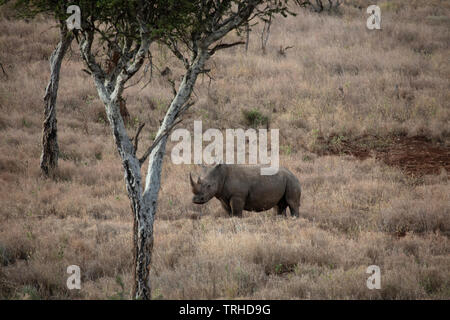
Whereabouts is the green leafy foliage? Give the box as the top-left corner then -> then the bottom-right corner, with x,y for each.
242,108 -> 269,127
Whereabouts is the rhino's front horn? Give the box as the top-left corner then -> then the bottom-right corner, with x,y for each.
190,172 -> 196,188
190,172 -> 201,192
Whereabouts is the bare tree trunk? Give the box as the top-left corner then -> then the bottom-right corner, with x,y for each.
106,99 -> 151,299
94,83 -> 153,299
40,26 -> 73,176
94,89 -> 153,299
261,16 -> 272,55
245,23 -> 250,53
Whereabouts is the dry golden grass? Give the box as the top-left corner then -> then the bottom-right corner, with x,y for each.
0,1 -> 449,299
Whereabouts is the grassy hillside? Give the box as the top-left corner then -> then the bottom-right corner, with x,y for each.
0,1 -> 449,299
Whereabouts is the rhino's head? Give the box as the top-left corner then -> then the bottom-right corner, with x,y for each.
190,164 -> 223,204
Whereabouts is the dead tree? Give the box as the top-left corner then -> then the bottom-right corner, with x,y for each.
40,24 -> 73,176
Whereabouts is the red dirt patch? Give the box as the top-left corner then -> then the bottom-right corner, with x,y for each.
318,135 -> 450,175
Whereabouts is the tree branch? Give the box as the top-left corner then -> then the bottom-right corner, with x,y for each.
209,41 -> 245,56
79,29 -> 107,82
168,79 -> 177,97
133,122 -> 146,155
165,38 -> 190,69
139,118 -> 183,165
202,1 -> 260,47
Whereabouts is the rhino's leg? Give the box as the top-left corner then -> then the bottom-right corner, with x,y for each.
220,199 -> 232,216
230,197 -> 244,218
288,203 -> 299,217
276,198 -> 288,216
287,197 -> 300,217
286,183 -> 301,218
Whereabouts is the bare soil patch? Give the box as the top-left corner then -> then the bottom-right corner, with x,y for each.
317,135 -> 450,175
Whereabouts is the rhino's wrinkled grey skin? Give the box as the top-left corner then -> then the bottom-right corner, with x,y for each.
190,164 -> 301,217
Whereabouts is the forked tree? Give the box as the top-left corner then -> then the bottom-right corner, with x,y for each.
4,0 -> 293,299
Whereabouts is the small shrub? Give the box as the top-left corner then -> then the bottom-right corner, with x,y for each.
242,109 -> 269,127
